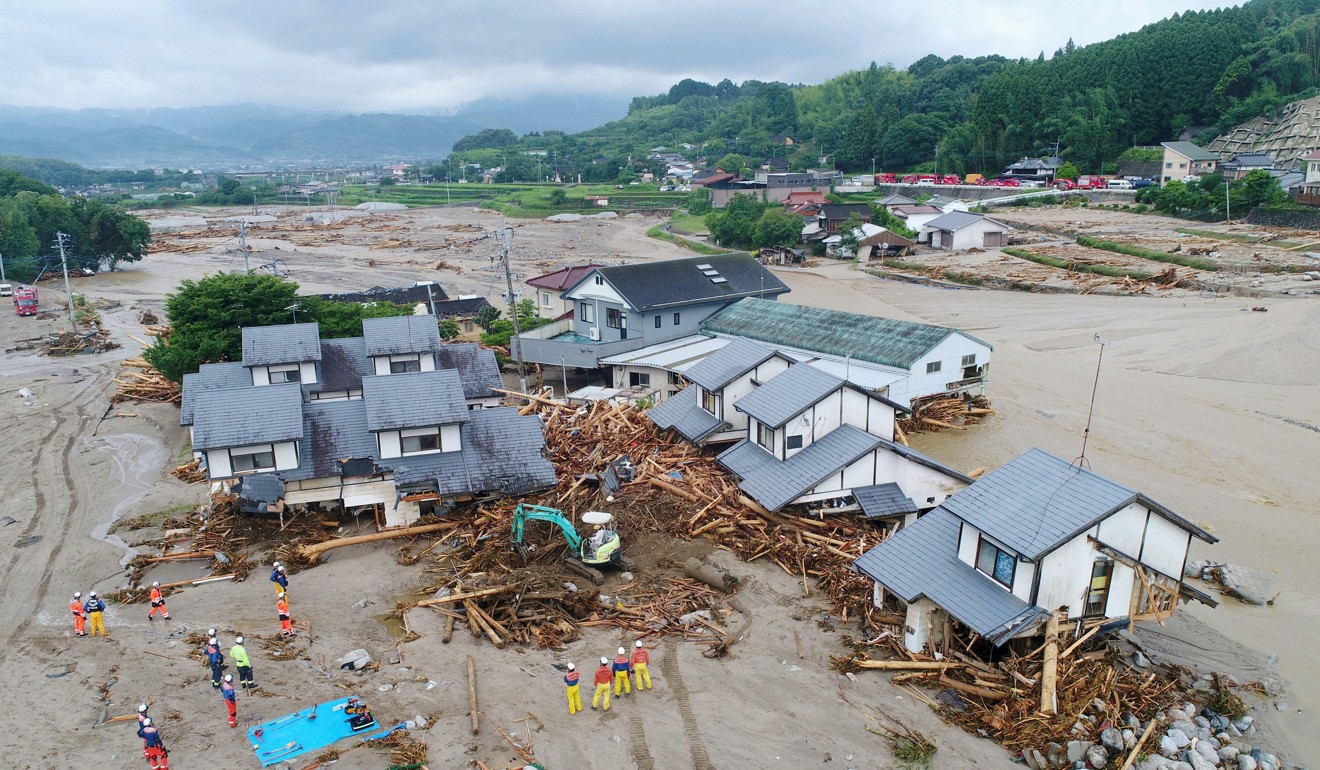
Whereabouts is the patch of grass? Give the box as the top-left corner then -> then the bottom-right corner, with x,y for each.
941,270 -> 983,286
109,503 -> 193,534
646,224 -> 734,255
874,258 -> 928,272
667,211 -> 710,236
1003,247 -> 1153,280
1176,227 -> 1271,243
1077,235 -> 1219,271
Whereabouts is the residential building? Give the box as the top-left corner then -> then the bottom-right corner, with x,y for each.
1297,149 -> 1320,205
922,211 -> 1013,250
1001,156 -> 1063,182
647,338 -> 793,444
823,223 -> 914,260
515,254 -> 789,370
180,317 -> 552,526
889,205 -> 943,241
700,298 -> 992,407
1160,141 -> 1219,183
818,204 -> 873,234
924,195 -> 970,214
429,297 -> 495,339
853,449 -> 1218,653
598,334 -> 731,403
784,190 -> 827,209
526,264 -> 605,319
1218,152 -> 1275,181
876,194 -> 917,209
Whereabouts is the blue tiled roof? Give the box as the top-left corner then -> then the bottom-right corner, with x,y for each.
733,364 -> 843,429
361,371 -> 469,431
363,315 -> 442,357
681,337 -> 780,391
241,323 -> 322,366
724,424 -> 882,511
646,391 -> 726,444
854,483 -> 918,519
192,384 -> 304,451
180,362 -> 250,426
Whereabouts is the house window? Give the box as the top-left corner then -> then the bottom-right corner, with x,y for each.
1084,559 -> 1114,617
653,315 -> 661,329
786,434 -> 804,450
700,389 -> 717,414
541,291 -> 552,308
1178,162 -> 1187,169
975,538 -> 1016,587
629,372 -> 651,388
580,302 -> 595,323
606,308 -> 623,329
961,354 -> 976,367
756,422 -> 774,449
673,312 -> 680,326
668,370 -> 682,385
1165,162 -> 1173,168
390,356 -> 421,374
231,445 -> 276,473
401,428 -> 441,455
268,364 -> 300,384
594,276 -> 604,285
925,361 -> 942,374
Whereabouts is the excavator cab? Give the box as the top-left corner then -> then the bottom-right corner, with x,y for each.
510,504 -> 633,584
579,511 -> 621,565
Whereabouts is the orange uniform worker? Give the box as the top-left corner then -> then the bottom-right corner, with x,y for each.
563,662 -> 582,715
147,582 -> 170,621
71,592 -> 86,637
612,647 -> 632,696
590,657 -> 612,711
631,640 -> 652,691
277,593 -> 292,636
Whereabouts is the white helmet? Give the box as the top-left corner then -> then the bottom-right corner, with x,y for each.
89,591 -> 98,598
142,717 -> 152,727
235,636 -> 244,644
208,637 -> 217,645
278,591 -> 285,598
600,657 -> 608,665
138,704 -> 148,713
273,561 -> 282,568
566,662 -> 575,670
617,647 -> 625,656
74,591 -> 81,599
151,581 -> 159,588
278,565 -> 286,573
208,627 -> 217,636
635,640 -> 643,648
224,674 -> 232,682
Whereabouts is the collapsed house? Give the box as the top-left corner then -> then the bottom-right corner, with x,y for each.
649,340 -> 971,522
853,448 -> 1218,653
180,316 -> 555,526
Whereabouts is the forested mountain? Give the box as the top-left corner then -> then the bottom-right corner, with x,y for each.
456,0 -> 1320,178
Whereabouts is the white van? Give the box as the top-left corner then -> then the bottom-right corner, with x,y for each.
0,283 -> 11,297
1106,179 -> 1134,190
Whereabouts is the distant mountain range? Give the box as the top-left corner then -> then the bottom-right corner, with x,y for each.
0,94 -> 627,169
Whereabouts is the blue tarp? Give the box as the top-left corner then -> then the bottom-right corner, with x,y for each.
246,697 -> 398,767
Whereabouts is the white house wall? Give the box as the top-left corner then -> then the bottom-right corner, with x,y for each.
440,423 -> 462,452
273,441 -> 299,470
299,362 -> 319,383
898,334 -> 991,405
1140,511 -> 1194,578
871,452 -> 966,508
206,449 -> 232,478
1037,532 -> 1103,616
251,366 -> 270,386
378,431 -> 403,459
565,277 -> 627,307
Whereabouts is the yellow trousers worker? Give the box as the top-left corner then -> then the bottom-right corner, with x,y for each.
614,669 -> 631,696
88,611 -> 107,637
633,662 -> 652,691
591,683 -> 611,711
566,684 -> 582,715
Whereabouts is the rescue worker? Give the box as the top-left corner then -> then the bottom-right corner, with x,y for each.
612,646 -> 632,696
71,591 -> 86,636
590,657 -> 612,711
231,635 -> 256,689
270,563 -> 288,599
140,717 -> 168,770
205,637 -> 224,688
220,674 -> 237,728
147,581 -> 170,621
563,662 -> 582,715
85,591 -> 108,637
136,703 -> 150,732
276,592 -> 292,636
631,640 -> 653,691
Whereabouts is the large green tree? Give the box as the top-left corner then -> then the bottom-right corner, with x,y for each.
753,207 -> 804,249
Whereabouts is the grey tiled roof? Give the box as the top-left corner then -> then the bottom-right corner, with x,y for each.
681,337 -> 780,391
586,254 -> 789,312
854,483 -> 918,519
363,315 -> 441,357
462,408 -> 556,494
180,362 -> 250,426
285,399 -> 379,481
924,210 -> 1009,233
391,449 -> 472,493
361,371 -> 469,431
853,509 -> 1049,645
646,390 -> 727,444
942,448 -> 1211,560
702,298 -> 990,370
241,323 -> 322,366
716,439 -> 777,479
733,363 -> 843,429
729,424 -> 883,511
316,337 -> 371,392
236,474 -> 285,513
191,384 -> 304,451
435,343 -> 502,400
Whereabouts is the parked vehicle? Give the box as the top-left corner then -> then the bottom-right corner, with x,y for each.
1054,179 -> 1079,190
0,283 -> 11,297
1000,177 -> 1021,187
14,286 -> 37,316
915,178 -> 935,187
901,174 -> 920,185
964,173 -> 984,185
1106,179 -> 1134,189
1020,180 -> 1044,188
1077,175 -> 1109,189
1130,179 -> 1155,189
874,172 -> 898,184
938,174 -> 961,185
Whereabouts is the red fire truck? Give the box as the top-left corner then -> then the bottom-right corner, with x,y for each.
14,286 -> 38,316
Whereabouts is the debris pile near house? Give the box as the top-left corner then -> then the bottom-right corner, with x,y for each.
899,393 -> 994,435
41,328 -> 121,356
170,459 -> 205,483
113,358 -> 181,404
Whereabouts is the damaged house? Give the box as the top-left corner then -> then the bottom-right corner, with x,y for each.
853,448 -> 1218,654
181,316 -> 555,526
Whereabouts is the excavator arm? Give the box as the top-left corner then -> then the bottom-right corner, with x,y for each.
511,504 -> 583,553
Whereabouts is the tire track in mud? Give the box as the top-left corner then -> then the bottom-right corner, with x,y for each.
626,708 -> 656,770
662,638 -> 716,770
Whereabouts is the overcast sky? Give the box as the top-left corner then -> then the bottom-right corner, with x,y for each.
1,1 -> 1234,113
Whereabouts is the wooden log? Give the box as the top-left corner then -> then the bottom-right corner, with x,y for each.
464,600 -> 505,647
649,477 -> 698,502
938,674 -> 1007,701
683,557 -> 739,593
1039,611 -> 1060,715
415,584 -> 519,607
1120,717 -> 1159,770
1059,625 -> 1100,660
467,655 -> 479,735
297,521 -> 462,559
442,611 -> 456,644
853,660 -> 963,671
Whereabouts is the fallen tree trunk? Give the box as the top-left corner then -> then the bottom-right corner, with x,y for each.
684,557 -> 740,593
939,674 -> 1008,701
467,656 -> 479,735
853,660 -> 965,671
297,521 -> 462,560
415,584 -> 520,607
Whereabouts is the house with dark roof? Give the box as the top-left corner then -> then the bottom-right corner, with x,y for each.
1160,141 -> 1219,183
854,448 -> 1218,653
526,264 -> 606,319
1001,156 -> 1064,182
515,254 -> 789,370
647,338 -> 792,445
1218,152 -> 1276,181
818,203 -> 873,233
876,193 -> 917,209
921,211 -> 1013,250
700,298 -> 992,407
180,316 -> 551,525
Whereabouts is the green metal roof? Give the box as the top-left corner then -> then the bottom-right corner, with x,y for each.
700,298 -> 990,370
1161,141 -> 1219,162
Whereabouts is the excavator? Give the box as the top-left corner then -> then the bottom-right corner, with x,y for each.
510,503 -> 635,584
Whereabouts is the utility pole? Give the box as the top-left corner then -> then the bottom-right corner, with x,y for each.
239,221 -> 252,274
55,232 -> 76,331
1225,180 -> 1231,222
0,250 -> 6,283
496,227 -> 528,395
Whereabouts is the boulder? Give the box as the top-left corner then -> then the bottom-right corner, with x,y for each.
337,648 -> 374,670
1193,740 -> 1221,765
1067,740 -> 1093,762
1216,564 -> 1273,605
1101,727 -> 1125,752
1087,745 -> 1110,768
1167,728 -> 1192,749
1236,755 -> 1257,770
1160,736 -> 1181,757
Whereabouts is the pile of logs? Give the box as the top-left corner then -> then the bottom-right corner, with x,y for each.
113,358 -> 181,404
899,393 -> 994,435
42,329 -> 122,356
171,459 -> 205,483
